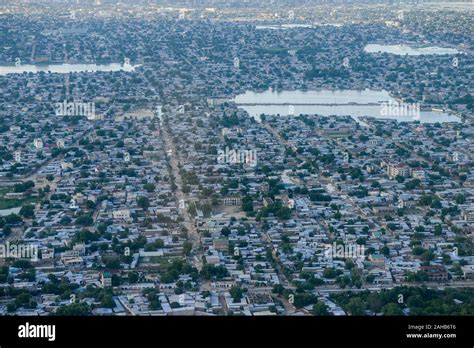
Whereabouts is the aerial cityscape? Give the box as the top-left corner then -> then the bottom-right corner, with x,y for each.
0,0 -> 473,321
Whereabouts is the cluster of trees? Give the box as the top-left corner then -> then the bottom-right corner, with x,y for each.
241,195 -> 254,212
331,287 -> 474,315
273,283 -> 325,309
406,270 -> 430,282
348,185 -> 368,198
256,201 -> 292,221
77,285 -> 115,309
73,229 -> 99,244
54,303 -> 92,316
159,259 -> 199,284
453,93 -> 474,112
0,214 -> 23,236
75,214 -> 94,226
0,265 -> 8,283
322,267 -> 343,279
1,265 -> 37,311
119,168 -> 137,177
19,204 -> 35,219
13,181 -> 35,193
180,170 -> 199,187
144,239 -> 165,251
273,284 -> 333,315
405,178 -> 421,190
229,286 -> 246,303
220,113 -> 241,127
289,292 -> 318,308
143,288 -> 162,310
308,190 -> 332,202
7,291 -> 37,312
419,194 -> 442,208
49,193 -> 71,202
41,274 -> 80,299
9,260 -> 35,283
279,235 -> 293,254
137,196 -> 150,210
294,271 -> 325,291
199,263 -> 229,281
312,300 -> 331,315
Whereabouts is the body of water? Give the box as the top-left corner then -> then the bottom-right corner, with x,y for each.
256,23 -> 342,30
256,24 -> 314,30
364,44 -> 461,56
0,63 -> 139,75
233,89 -> 460,124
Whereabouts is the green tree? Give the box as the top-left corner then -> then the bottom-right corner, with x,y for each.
128,272 -> 139,284
346,297 -> 365,315
229,286 -> 244,303
144,183 -> 155,193
55,303 -> 92,315
382,303 -> 403,316
242,196 -> 254,212
183,241 -> 192,256
19,204 -> 35,219
101,294 -> 116,308
312,301 -> 330,316
137,196 -> 150,210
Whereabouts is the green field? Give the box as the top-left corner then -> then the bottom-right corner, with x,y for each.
0,187 -> 40,210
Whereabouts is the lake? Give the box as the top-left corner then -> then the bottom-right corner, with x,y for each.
233,89 -> 460,124
256,24 -> 314,30
364,44 -> 461,56
256,23 -> 342,30
0,63 -> 140,75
